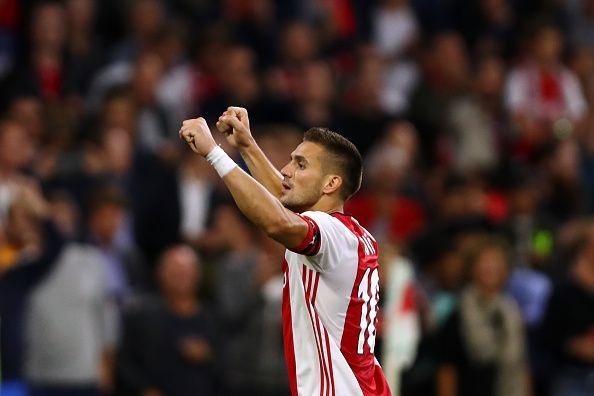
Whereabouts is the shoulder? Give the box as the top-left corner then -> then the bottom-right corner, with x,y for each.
301,211 -> 363,235
301,210 -> 336,222
60,243 -> 103,265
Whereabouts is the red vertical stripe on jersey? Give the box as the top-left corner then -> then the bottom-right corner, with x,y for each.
302,266 -> 327,396
282,259 -> 298,396
310,270 -> 333,396
323,327 -> 336,396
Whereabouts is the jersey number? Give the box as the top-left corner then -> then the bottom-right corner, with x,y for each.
357,267 -> 379,354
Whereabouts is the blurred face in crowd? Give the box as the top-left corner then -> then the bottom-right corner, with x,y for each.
472,246 -> 508,295
221,47 -> 259,102
89,203 -> 125,246
480,0 -> 510,22
510,183 -> 538,215
570,46 -> 594,82
48,193 -> 79,237
259,127 -> 302,170
281,23 -> 317,64
576,223 -> 594,265
66,0 -> 95,34
130,0 -> 163,40
432,33 -> 469,88
436,252 -> 464,290
132,53 -> 164,105
367,121 -> 419,189
0,121 -> 34,173
476,56 -> 505,98
159,246 -> 201,298
155,30 -> 184,68
31,2 -> 66,52
533,27 -> 563,65
102,94 -> 137,133
347,46 -> 385,112
102,128 -> 133,174
300,61 -> 334,104
280,141 -> 331,212
5,201 -> 41,249
10,97 -> 43,142
550,139 -> 579,184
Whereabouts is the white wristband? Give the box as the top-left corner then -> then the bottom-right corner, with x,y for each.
206,146 -> 237,177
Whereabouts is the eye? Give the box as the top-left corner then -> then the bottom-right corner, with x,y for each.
298,162 -> 305,170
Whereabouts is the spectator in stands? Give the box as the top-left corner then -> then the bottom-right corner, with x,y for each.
407,31 -> 470,164
437,237 -> 529,396
543,220 -> 594,396
0,183 -> 63,396
403,233 -> 463,395
372,0 -> 420,116
448,55 -> 506,173
346,121 -> 425,244
0,119 -> 36,220
85,186 -> 148,304
24,199 -> 118,396
116,245 -> 218,396
111,0 -> 164,62
504,23 -> 587,157
214,206 -> 288,396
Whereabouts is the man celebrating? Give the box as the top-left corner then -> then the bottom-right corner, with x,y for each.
179,107 -> 391,396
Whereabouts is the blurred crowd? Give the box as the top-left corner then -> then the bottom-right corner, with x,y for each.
1,0 -> 594,396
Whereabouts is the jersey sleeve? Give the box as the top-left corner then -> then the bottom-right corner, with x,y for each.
288,211 -> 351,273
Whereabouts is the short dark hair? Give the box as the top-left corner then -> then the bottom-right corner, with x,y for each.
303,127 -> 362,201
464,235 -> 511,281
88,186 -> 128,214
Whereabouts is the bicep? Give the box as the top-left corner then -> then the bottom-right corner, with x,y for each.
269,210 -> 312,252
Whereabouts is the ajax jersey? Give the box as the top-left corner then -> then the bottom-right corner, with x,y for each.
282,211 -> 391,396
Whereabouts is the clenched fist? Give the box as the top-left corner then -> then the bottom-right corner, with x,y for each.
179,117 -> 217,157
216,106 -> 255,150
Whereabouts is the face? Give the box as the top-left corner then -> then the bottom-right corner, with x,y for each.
534,27 -> 562,64
103,96 -> 136,133
132,53 -> 164,105
103,128 -> 133,173
472,247 -> 508,295
159,246 -> 200,298
0,122 -> 34,171
280,141 -> 328,212
90,204 -> 124,245
6,203 -> 40,248
31,3 -> 66,51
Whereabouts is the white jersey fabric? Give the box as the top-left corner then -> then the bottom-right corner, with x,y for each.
282,211 -> 391,396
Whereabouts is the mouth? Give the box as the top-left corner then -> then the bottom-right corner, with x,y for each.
281,182 -> 292,193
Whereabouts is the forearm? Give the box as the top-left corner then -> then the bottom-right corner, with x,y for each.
180,116 -> 305,247
221,166 -> 305,248
239,141 -> 284,198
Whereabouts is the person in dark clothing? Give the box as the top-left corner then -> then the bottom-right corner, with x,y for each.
0,184 -> 64,396
543,220 -> 594,396
436,237 -> 529,396
116,244 -> 218,396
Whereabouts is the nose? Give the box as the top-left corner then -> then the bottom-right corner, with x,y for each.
280,162 -> 293,178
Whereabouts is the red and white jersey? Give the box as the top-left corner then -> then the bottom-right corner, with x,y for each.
282,211 -> 391,396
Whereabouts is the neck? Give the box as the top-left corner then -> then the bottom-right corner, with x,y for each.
308,197 -> 343,214
574,257 -> 594,289
166,295 -> 198,315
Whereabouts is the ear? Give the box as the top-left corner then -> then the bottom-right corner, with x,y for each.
322,174 -> 343,195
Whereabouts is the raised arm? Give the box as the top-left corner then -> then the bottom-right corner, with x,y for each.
216,107 -> 284,198
180,117 -> 307,249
